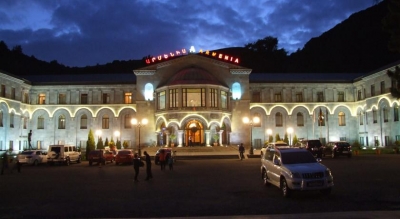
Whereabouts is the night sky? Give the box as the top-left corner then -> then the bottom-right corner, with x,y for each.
0,0 -> 374,67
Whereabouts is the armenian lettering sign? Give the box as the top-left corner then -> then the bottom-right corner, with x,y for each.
145,46 -> 240,65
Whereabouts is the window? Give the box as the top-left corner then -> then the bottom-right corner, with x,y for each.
360,137 -> 365,146
338,91 -> 345,102
252,91 -> 261,102
37,116 -> 44,129
232,82 -> 241,100
0,111 -> 3,127
297,112 -> 304,126
373,110 -> 377,123
380,81 -> 385,94
80,115 -> 87,129
338,112 -> 346,126
11,87 -> 15,99
296,92 -> 303,102
275,112 -> 283,127
157,91 -> 166,110
23,117 -> 27,129
144,83 -> 154,101
210,88 -> 218,108
59,93 -> 66,104
58,115 -> 66,129
317,92 -> 324,102
168,89 -> 178,108
124,92 -> 132,104
183,88 -> 205,108
102,115 -> 109,129
124,114 -> 132,128
317,113 -> 325,126
10,113 -> 14,128
23,92 -> 29,103
102,93 -> 109,104
221,91 -> 227,109
357,90 -> 361,101
274,92 -> 282,102
365,111 -> 369,124
371,85 -> 375,96
340,137 -> 347,141
81,94 -> 88,104
359,112 -> 364,125
383,108 -> 388,122
0,85 -> 5,97
38,94 -> 46,104
394,106 -> 399,122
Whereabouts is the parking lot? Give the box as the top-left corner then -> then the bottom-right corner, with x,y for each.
1,154 -> 400,218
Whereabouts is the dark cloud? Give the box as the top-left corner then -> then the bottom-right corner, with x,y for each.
0,0 -> 373,67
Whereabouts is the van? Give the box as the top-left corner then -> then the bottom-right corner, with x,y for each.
47,145 -> 81,166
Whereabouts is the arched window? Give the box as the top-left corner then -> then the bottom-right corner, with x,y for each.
38,116 -> 44,129
80,114 -> 87,129
144,83 -> 154,101
58,115 -> 66,129
232,82 -> 241,100
296,112 -> 304,126
102,115 -> 109,129
275,112 -> 283,127
124,114 -> 132,128
383,108 -> 388,123
338,112 -> 346,126
0,110 -> 3,127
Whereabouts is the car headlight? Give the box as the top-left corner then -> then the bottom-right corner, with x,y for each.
291,172 -> 302,179
325,168 -> 332,177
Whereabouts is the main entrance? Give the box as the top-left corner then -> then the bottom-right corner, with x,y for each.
185,119 -> 204,146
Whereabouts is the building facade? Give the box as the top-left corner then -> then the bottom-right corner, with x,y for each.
0,54 -> 399,152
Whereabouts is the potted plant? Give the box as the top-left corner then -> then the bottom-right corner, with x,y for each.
352,140 -> 361,155
213,134 -> 219,146
170,134 -> 176,147
375,139 -> 381,154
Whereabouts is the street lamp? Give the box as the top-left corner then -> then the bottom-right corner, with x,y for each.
131,118 -> 148,156
287,127 -> 293,146
114,130 -> 120,149
242,116 -> 260,155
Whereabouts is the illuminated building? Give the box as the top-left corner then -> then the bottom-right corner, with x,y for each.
0,54 -> 399,152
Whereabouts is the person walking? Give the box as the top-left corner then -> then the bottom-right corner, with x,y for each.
168,154 -> 174,170
133,153 -> 141,182
239,143 -> 245,160
159,149 -> 166,170
143,151 -> 153,180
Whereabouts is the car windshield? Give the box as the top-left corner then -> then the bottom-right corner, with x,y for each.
337,142 -> 350,147
281,151 -> 317,164
21,151 -> 34,155
50,147 -> 61,153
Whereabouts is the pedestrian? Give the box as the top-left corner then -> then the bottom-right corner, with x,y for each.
159,149 -> 166,170
133,153 -> 141,182
168,155 -> 174,170
239,143 -> 245,160
143,151 -> 153,180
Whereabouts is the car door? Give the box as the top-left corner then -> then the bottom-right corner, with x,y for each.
267,152 -> 282,186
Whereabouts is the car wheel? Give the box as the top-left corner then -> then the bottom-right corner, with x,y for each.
65,158 -> 70,166
320,188 -> 332,196
281,178 -> 291,198
33,160 -> 39,166
262,169 -> 270,186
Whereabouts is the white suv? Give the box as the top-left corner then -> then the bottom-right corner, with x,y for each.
47,145 -> 81,166
260,141 -> 288,158
260,147 -> 334,197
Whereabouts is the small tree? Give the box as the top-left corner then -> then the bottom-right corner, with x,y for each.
97,137 -> 104,149
116,139 -> 122,149
109,137 -> 115,149
104,137 -> 109,148
123,140 -> 129,149
275,133 -> 281,142
86,129 -> 96,160
292,135 -> 299,146
283,133 -> 289,145
268,135 -> 273,143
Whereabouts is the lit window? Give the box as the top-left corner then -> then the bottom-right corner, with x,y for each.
58,115 -> 66,129
144,83 -> 154,101
124,93 -> 132,104
169,89 -> 178,108
210,88 -> 218,108
221,91 -> 227,109
81,94 -> 88,104
232,82 -> 241,100
338,112 -> 346,126
157,91 -> 166,110
80,115 -> 87,129
274,93 -> 282,102
102,115 -> 109,129
59,93 -> 66,104
38,94 -> 46,104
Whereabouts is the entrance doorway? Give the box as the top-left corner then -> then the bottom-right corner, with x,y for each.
185,120 -> 204,146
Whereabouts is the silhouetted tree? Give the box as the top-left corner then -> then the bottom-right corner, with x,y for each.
383,0 -> 400,53
86,129 -> 96,160
388,66 -> 400,98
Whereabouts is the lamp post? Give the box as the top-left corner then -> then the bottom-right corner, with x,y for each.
287,127 -> 293,146
131,118 -> 148,156
243,116 -> 260,155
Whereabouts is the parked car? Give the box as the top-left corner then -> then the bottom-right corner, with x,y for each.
260,141 -> 288,158
155,148 -> 172,165
260,147 -> 334,197
88,150 -> 114,166
295,139 -> 323,158
323,141 -> 352,158
17,150 -> 48,166
47,145 -> 81,166
115,149 -> 134,165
